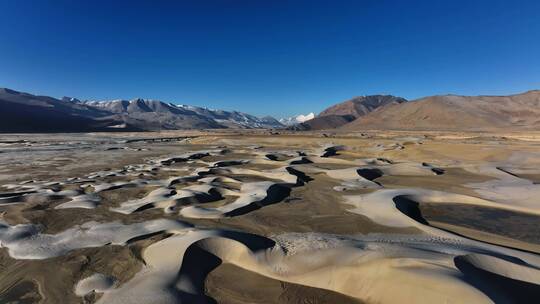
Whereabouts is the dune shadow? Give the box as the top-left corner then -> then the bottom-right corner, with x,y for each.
286,167 -> 314,185
213,160 -> 246,167
290,157 -> 313,165
393,195 -> 540,258
176,231 -> 276,303
179,189 -> 225,206
176,245 -> 221,304
225,184 -> 292,217
357,168 -> 384,181
321,146 -> 344,158
392,195 -> 429,225
265,154 -> 280,161
454,255 -> 540,303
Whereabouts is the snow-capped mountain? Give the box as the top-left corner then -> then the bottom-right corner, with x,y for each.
279,113 -> 315,126
75,98 -> 284,130
0,87 -> 285,132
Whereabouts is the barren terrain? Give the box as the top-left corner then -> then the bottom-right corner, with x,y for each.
1,130 -> 540,303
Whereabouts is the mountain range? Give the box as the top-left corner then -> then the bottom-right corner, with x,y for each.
341,90 -> 540,131
0,88 -> 283,133
2,87 -> 539,133
290,91 -> 540,131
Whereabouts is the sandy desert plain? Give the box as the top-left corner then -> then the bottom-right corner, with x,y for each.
0,129 -> 540,304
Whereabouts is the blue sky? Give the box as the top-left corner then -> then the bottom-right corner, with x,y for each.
1,0 -> 539,118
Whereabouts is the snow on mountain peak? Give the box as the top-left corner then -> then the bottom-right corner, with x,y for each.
279,112 -> 315,126
296,113 -> 315,122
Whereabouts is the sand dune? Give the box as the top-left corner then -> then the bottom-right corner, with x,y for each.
0,219 -> 189,259
0,132 -> 539,303
75,274 -> 116,297
95,228 -> 540,304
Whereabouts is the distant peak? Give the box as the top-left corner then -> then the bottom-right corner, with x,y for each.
0,88 -> 21,95
279,112 -> 315,126
61,96 -> 81,103
521,89 -> 540,95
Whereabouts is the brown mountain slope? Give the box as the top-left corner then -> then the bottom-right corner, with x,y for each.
292,95 -> 407,130
341,91 -> 540,131
319,95 -> 407,118
288,115 -> 356,131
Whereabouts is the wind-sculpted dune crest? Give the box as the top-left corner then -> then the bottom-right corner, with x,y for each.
94,229 -> 540,304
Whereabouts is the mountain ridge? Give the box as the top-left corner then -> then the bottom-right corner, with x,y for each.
2,87 -> 540,133
342,90 -> 540,131
290,95 -> 407,131
0,88 -> 283,132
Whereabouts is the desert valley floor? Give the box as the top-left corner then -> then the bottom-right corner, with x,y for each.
0,130 -> 540,304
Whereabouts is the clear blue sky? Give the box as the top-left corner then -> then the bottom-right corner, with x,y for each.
1,0 -> 539,118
